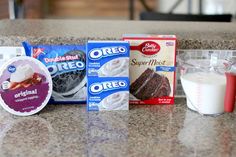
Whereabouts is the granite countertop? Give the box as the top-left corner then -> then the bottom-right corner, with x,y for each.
0,19 -> 236,49
0,98 -> 236,157
0,20 -> 236,157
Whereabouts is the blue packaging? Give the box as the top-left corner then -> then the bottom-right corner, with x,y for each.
87,77 -> 129,111
23,42 -> 86,104
87,41 -> 129,77
86,41 -> 130,111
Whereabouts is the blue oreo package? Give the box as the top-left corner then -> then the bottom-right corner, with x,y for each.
23,42 -> 86,104
87,41 -> 129,77
86,41 -> 130,111
87,77 -> 129,111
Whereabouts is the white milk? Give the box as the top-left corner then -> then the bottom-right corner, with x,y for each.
180,72 -> 226,115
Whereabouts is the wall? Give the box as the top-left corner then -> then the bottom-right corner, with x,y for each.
0,0 -> 44,19
24,0 -> 44,18
203,0 -> 236,14
48,0 -> 156,19
1,0 -> 157,20
157,0 -> 200,14
0,0 -> 9,19
157,0 -> 236,15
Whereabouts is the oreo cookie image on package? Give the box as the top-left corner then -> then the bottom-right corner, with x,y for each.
23,42 -> 86,104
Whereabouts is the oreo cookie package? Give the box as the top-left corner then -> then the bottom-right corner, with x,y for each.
23,42 -> 86,104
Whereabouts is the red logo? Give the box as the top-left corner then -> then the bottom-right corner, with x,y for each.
130,41 -> 160,56
141,41 -> 160,55
33,48 -> 45,58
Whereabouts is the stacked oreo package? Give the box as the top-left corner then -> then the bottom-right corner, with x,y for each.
23,42 -> 86,104
86,41 -> 130,111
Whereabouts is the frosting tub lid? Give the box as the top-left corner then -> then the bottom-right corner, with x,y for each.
0,56 -> 52,116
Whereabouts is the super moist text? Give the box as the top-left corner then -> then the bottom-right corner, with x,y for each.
131,59 -> 166,67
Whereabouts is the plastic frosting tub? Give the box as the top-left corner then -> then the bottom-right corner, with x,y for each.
0,56 -> 52,116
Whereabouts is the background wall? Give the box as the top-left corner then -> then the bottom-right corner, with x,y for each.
47,0 -> 156,20
0,0 -> 156,20
157,0 -> 236,15
203,0 -> 236,14
0,0 -> 44,19
157,0 -> 200,14
1,0 -> 236,20
0,0 -> 9,19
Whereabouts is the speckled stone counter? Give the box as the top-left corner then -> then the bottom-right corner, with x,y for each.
0,98 -> 236,157
1,20 -> 236,157
0,19 -> 236,49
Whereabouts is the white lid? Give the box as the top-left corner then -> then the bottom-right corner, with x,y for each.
0,56 -> 52,116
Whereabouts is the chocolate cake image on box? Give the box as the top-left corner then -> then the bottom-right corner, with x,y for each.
130,68 -> 171,100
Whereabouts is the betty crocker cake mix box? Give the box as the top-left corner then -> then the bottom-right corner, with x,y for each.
123,35 -> 177,105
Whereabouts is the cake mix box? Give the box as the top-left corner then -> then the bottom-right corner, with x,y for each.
86,41 -> 130,111
123,35 -> 176,105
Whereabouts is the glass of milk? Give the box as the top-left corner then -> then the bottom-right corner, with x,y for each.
178,53 -> 227,116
